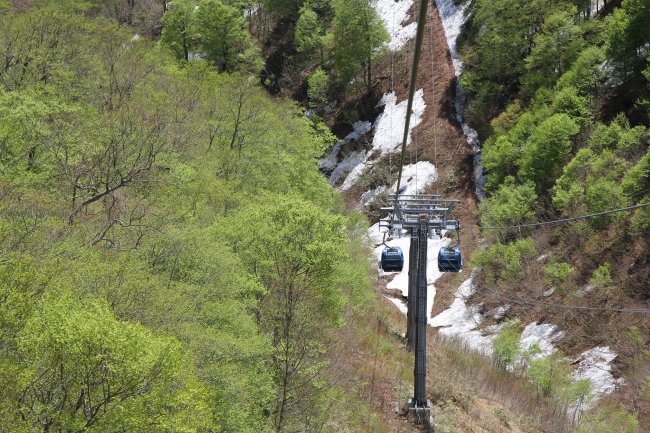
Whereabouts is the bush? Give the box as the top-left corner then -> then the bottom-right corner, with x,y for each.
543,259 -> 573,291
492,320 -> 522,371
471,238 -> 538,283
589,263 -> 612,294
307,69 -> 330,108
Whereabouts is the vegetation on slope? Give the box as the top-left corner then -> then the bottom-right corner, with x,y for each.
0,1 -> 382,431
459,0 -> 650,428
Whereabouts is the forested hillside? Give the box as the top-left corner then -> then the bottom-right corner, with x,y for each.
0,1 -> 380,431
459,0 -> 650,429
3,0 -> 650,431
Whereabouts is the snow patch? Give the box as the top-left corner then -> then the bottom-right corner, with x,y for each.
484,305 -> 510,320
373,90 -> 426,154
319,120 -> 372,184
361,185 -> 387,206
519,322 -> 565,359
385,295 -> 408,315
375,0 -> 417,52
339,91 -> 425,190
389,161 -> 437,196
430,279 -> 497,354
361,161 -> 436,206
434,0 -> 469,76
573,347 -> 624,396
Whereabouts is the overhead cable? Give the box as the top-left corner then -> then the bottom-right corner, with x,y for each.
490,291 -> 650,314
476,202 -> 650,230
389,0 -> 429,228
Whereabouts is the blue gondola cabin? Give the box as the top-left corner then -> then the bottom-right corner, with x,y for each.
438,246 -> 462,272
381,246 -> 404,272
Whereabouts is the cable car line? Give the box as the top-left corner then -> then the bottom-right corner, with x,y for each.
486,288 -> 650,314
386,0 -> 429,233
475,202 -> 650,230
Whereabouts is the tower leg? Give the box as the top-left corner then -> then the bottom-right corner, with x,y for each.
407,398 -> 433,429
414,218 -> 428,404
406,233 -> 418,350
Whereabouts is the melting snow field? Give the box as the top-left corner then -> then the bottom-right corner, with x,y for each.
375,0 -> 417,52
337,90 -> 426,191
320,0 -> 427,194
427,279 -> 622,402
363,160 -> 436,207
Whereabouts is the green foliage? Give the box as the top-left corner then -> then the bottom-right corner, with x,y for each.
552,117 -> 643,223
330,0 -> 388,90
481,136 -> 520,191
160,0 -> 197,61
481,103 -> 551,192
16,293 -> 202,432
556,46 -> 605,97
160,0 -> 262,72
232,196 -> 350,431
492,320 -> 522,370
0,2 -> 98,93
471,238 -> 537,284
0,4 -> 374,431
307,68 -> 330,108
459,0 -> 547,122
553,86 -> 591,127
572,404 -> 639,433
479,176 -> 537,238
263,0 -> 306,20
522,7 -> 585,93
606,0 -> 650,81
194,0 -> 260,72
559,149 -> 629,232
621,148 -> 650,197
630,197 -> 650,238
543,258 -> 573,290
589,262 -> 613,293
519,113 -> 580,187
590,114 -> 647,154
525,352 -> 590,404
296,5 -> 326,63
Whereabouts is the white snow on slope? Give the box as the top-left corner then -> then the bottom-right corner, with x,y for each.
434,0 -> 469,76
428,279 -> 621,404
375,0 -> 417,52
430,288 -> 564,359
362,161 -> 437,207
373,90 -> 425,153
322,121 -> 373,186
389,161 -> 436,196
339,91 -> 426,191
385,295 -> 409,315
519,322 -> 565,359
429,279 -> 495,354
573,347 -> 624,396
